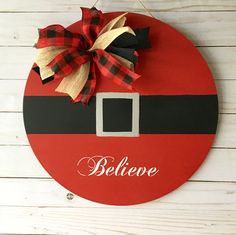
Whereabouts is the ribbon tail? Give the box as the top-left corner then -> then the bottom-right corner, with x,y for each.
94,49 -> 140,90
73,61 -> 97,104
106,46 -> 138,64
32,65 -> 54,84
39,66 -> 54,81
108,52 -> 134,71
111,27 -> 151,49
55,61 -> 90,100
35,46 -> 67,81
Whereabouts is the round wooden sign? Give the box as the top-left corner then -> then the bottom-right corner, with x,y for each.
23,12 -> 218,205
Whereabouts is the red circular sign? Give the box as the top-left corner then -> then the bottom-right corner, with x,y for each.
23,12 -> 218,205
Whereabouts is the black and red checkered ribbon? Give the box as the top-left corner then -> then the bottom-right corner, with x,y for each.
35,7 -> 148,104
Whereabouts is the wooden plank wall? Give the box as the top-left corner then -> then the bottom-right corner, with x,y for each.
0,0 -> 235,234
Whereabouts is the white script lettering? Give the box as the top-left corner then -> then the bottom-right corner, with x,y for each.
76,156 -> 159,177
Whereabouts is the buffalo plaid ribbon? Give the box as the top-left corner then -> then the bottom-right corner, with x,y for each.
35,7 -> 141,104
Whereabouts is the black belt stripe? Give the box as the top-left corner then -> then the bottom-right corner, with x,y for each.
23,95 -> 218,134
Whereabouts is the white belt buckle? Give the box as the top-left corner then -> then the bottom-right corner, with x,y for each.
96,92 -> 140,137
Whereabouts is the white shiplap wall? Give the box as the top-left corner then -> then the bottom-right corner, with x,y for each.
0,0 -> 236,234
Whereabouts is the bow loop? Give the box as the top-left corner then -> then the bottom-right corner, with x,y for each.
81,7 -> 104,47
36,25 -> 87,49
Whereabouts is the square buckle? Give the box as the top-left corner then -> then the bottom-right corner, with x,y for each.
96,92 -> 140,137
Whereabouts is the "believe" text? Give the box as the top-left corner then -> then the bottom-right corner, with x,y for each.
76,156 -> 159,177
